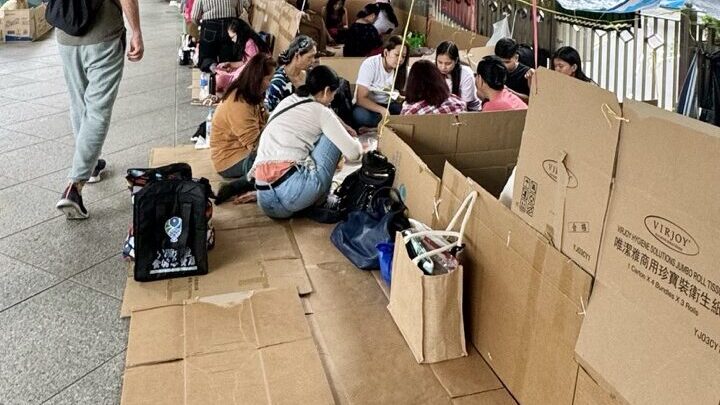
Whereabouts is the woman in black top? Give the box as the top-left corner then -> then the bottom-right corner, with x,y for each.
323,0 -> 349,43
343,4 -> 382,57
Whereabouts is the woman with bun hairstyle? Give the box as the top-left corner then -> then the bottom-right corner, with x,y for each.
475,55 -> 527,112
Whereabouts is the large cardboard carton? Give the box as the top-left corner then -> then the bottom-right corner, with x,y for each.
426,19 -> 488,50
512,68 -> 622,275
384,110 -> 525,197
121,288 -> 335,404
1,3 -> 50,41
437,162 -> 592,405
575,101 -> 720,405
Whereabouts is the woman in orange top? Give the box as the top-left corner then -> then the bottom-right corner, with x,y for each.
210,54 -> 276,179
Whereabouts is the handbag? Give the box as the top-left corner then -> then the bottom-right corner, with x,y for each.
330,188 -> 410,270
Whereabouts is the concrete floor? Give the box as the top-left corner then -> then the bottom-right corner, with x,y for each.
0,1 -> 207,403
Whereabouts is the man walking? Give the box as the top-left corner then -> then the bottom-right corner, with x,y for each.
55,0 -> 144,219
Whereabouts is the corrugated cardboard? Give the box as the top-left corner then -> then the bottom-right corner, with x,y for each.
575,100 -> 720,405
318,57 -> 365,84
121,288 -> 335,405
388,232 -> 466,364
384,110 -> 525,197
437,162 -> 592,405
252,0 -> 301,58
460,46 -> 495,71
512,68 -> 621,275
453,390 -> 518,405
426,19 -> 488,50
121,224 -> 309,317
1,3 -> 50,41
378,128 -> 442,226
573,367 -> 626,405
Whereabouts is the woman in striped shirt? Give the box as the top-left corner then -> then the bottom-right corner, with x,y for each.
264,35 -> 317,112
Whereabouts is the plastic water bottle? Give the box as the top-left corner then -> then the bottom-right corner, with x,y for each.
205,108 -> 214,140
199,72 -> 209,99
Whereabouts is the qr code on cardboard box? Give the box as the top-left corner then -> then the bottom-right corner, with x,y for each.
519,176 -> 537,217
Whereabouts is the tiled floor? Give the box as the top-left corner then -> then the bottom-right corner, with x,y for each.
0,1 -> 207,403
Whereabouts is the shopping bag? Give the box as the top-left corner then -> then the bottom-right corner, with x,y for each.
388,191 -> 477,363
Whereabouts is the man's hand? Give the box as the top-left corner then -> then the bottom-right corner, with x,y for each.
127,33 -> 144,62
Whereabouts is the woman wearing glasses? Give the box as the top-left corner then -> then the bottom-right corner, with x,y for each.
264,35 -> 318,112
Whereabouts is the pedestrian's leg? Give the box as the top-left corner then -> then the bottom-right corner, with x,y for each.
70,38 -> 125,184
58,44 -> 88,145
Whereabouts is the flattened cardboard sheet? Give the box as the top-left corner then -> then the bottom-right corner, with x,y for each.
438,162 -> 592,405
121,224 -> 309,317
121,289 -> 334,405
511,68 -> 621,275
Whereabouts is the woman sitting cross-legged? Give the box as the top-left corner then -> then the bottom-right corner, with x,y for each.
250,66 -> 363,219
352,35 -> 408,128
401,60 -> 466,115
210,54 -> 276,203
264,35 -> 317,112
214,18 -> 270,94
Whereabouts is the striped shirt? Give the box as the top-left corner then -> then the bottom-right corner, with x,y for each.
264,67 -> 294,112
191,0 -> 248,23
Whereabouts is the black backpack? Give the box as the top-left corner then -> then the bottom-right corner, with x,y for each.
304,150 -> 396,223
330,78 -> 354,127
129,166 -> 215,282
45,0 -> 119,37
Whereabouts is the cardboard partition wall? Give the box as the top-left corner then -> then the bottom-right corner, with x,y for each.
378,128 -> 441,226
512,68 -> 622,275
426,19 -> 488,50
121,288 -> 335,405
575,101 -> 720,405
318,57 -> 365,84
384,110 -> 525,197
436,162 -> 593,405
460,46 -> 495,72
251,0 -> 302,58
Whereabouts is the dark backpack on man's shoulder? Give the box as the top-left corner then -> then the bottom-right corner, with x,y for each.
46,0 -> 117,36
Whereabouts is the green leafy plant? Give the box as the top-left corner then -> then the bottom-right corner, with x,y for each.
405,32 -> 426,50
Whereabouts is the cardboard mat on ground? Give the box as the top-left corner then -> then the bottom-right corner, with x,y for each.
436,162 -> 592,405
511,68 -> 621,276
383,109 -> 525,197
575,100 -> 720,405
121,288 -> 335,404
120,147 -> 311,317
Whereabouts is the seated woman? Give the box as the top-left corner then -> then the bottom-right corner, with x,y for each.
343,4 -> 382,57
552,46 -> 593,82
211,54 -> 276,180
214,18 -> 270,94
251,66 -> 363,219
296,0 -> 335,57
401,60 -> 466,115
322,0 -> 349,44
352,35 -> 408,128
475,55 -> 528,112
373,0 -> 398,35
264,35 -> 317,112
435,41 -> 481,111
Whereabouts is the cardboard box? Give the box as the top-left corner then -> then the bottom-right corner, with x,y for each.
512,68 -> 622,275
437,162 -> 592,405
2,3 -> 50,41
575,100 -> 720,405
384,110 -> 525,197
121,288 -> 335,404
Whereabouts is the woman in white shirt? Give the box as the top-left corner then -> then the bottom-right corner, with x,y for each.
251,66 -> 363,219
352,35 -> 409,128
435,41 -> 481,111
